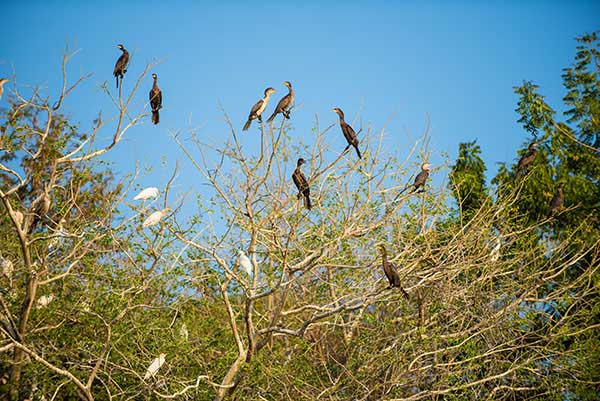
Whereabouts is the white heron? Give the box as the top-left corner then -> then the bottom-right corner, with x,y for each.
0,78 -> 8,100
134,187 -> 160,201
142,208 -> 171,228
144,353 -> 166,380
238,250 -> 253,275
48,218 -> 67,250
1,257 -> 13,280
179,323 -> 189,341
37,294 -> 54,308
490,237 -> 502,263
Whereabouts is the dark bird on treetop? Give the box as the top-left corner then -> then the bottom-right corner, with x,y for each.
411,163 -> 431,193
332,107 -> 361,159
267,81 -> 294,123
516,142 -> 538,177
243,87 -> 276,131
378,245 -> 409,298
113,44 -> 129,89
292,158 -> 311,210
549,182 -> 564,217
149,73 -> 162,125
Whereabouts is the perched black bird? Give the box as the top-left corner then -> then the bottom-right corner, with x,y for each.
411,163 -> 431,193
149,73 -> 162,125
292,158 -> 311,210
549,183 -> 564,217
267,81 -> 294,122
378,245 -> 409,298
516,142 -> 538,177
113,44 -> 129,89
243,87 -> 276,131
332,107 -> 361,159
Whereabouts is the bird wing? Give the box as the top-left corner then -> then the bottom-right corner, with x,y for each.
113,53 -> 129,75
341,122 -> 358,145
413,171 -> 429,187
249,99 -> 264,117
275,94 -> 291,113
142,211 -> 162,227
383,262 -> 400,287
134,187 -> 159,200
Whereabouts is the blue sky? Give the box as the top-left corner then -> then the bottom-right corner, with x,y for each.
1,1 -> 598,217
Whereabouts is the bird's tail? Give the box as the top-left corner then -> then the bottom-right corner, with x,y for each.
267,112 -> 277,123
243,119 -> 252,131
354,144 -> 362,159
399,286 -> 409,299
152,110 -> 160,125
116,76 -> 119,89
304,194 -> 312,210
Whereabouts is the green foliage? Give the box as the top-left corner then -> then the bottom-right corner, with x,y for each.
449,140 -> 488,220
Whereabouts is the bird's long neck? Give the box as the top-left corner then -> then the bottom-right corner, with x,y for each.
153,78 -> 158,89
380,248 -> 388,264
263,92 -> 272,102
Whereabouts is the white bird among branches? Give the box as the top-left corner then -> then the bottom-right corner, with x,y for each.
144,353 -> 166,380
239,250 -> 253,275
37,294 -> 54,308
134,187 -> 160,201
142,208 -> 171,228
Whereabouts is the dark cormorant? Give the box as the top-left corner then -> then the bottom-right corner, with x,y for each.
113,44 -> 129,89
149,73 -> 162,125
243,87 -> 276,131
378,245 -> 409,298
332,108 -> 361,159
549,183 -> 564,216
411,163 -> 431,193
267,81 -> 294,122
516,142 -> 538,177
292,158 -> 311,210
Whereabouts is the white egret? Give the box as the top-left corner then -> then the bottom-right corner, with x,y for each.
490,237 -> 502,263
0,78 -> 8,100
1,257 -> 13,280
48,218 -> 67,250
134,187 -> 159,201
179,323 -> 189,341
238,250 -> 253,275
144,353 -> 166,380
37,294 -> 54,308
142,208 -> 171,228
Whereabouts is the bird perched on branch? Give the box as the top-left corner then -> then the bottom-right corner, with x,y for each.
243,87 -> 276,131
548,182 -> 564,217
332,108 -> 361,159
144,353 -> 166,380
0,78 -> 9,100
149,73 -> 162,124
113,44 -> 129,89
267,81 -> 294,122
516,142 -> 538,178
134,187 -> 160,201
142,208 -> 171,228
292,158 -> 311,210
238,250 -> 253,275
410,163 -> 431,193
378,245 -> 409,298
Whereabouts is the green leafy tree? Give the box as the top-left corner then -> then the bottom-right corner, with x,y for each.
449,140 -> 488,221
